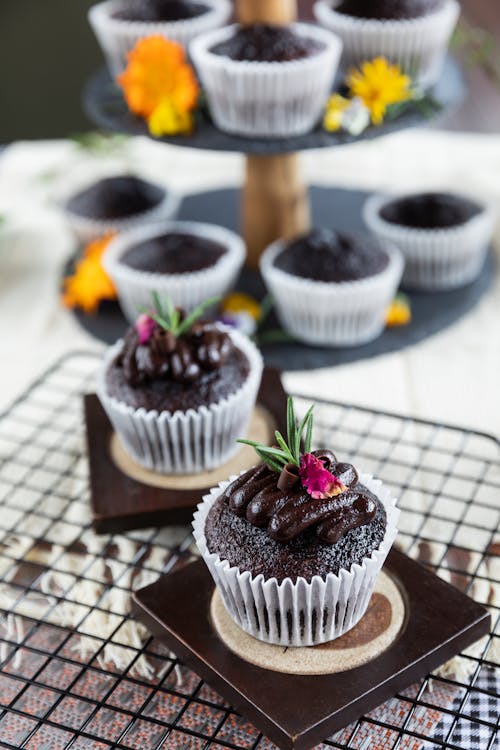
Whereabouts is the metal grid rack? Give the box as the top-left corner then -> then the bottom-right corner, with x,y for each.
0,352 -> 498,750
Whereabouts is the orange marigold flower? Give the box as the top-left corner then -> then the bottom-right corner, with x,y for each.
62,234 -> 117,314
118,35 -> 199,120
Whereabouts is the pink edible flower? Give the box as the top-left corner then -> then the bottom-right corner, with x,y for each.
136,313 -> 156,344
299,452 -> 347,500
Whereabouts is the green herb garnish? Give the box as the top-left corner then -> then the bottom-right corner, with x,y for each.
139,291 -> 220,338
238,396 -> 314,472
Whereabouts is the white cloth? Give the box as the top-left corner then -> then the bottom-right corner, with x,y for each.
0,131 -> 498,434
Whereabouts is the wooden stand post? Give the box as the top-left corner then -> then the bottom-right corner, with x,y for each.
243,154 -> 310,269
235,0 -> 297,25
236,0 -> 311,269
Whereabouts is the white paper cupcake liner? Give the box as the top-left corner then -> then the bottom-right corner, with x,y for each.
102,220 -> 246,323
89,0 -> 231,76
61,188 -> 180,244
314,0 -> 459,89
193,472 -> 399,646
259,238 -> 403,347
96,326 -> 263,474
363,193 -> 498,291
189,23 -> 342,138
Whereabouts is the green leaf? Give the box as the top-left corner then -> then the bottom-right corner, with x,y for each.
286,397 -> 296,455
255,329 -> 296,344
255,448 -> 283,473
258,294 -> 274,323
148,311 -> 170,331
274,431 -> 294,462
176,296 -> 221,337
304,411 -> 314,453
237,440 -> 289,462
294,404 -> 314,462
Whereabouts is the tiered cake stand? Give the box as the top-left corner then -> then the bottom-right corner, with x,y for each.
79,0 -> 493,370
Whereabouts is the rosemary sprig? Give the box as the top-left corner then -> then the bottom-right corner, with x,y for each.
138,292 -> 220,337
238,396 -> 314,472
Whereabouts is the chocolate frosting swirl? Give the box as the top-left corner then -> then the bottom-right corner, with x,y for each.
117,321 -> 233,387
221,450 -> 377,544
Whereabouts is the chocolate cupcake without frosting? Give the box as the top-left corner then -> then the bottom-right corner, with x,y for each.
193,397 -> 399,646
189,22 -> 342,137
103,220 -> 245,324
314,0 -> 459,89
364,191 -> 497,291
209,24 -> 325,62
98,293 -> 263,474
62,175 -> 178,243
89,0 -> 231,76
260,228 -> 403,347
334,0 -> 445,20
111,0 -> 210,22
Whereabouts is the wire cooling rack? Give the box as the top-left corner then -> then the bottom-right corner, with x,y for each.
0,352 -> 498,750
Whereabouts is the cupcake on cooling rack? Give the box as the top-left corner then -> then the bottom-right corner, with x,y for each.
97,292 -> 263,474
61,174 -> 179,243
193,397 -> 399,646
363,191 -> 498,291
189,23 -> 342,137
89,0 -> 231,75
314,0 -> 460,88
260,228 -> 403,347
103,220 -> 245,323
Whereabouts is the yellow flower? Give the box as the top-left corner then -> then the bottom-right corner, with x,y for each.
347,57 -> 411,125
148,97 -> 194,137
323,94 -> 350,132
117,35 -> 199,133
221,293 -> 262,321
62,235 -> 116,314
386,295 -> 412,327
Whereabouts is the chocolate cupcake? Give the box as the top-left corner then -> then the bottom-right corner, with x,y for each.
314,0 -> 459,89
364,191 -> 497,290
62,175 -> 178,243
260,228 -> 403,346
97,293 -> 263,473
103,220 -> 245,323
193,397 -> 399,646
89,0 -> 231,76
189,23 -> 342,137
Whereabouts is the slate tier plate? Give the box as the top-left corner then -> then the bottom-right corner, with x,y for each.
83,56 -> 465,154
69,185 -> 496,371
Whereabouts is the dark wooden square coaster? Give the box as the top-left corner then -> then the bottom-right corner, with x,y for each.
85,369 -> 287,534
132,550 -> 490,750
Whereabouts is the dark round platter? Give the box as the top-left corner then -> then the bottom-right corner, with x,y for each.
71,185 -> 495,371
83,56 -> 465,155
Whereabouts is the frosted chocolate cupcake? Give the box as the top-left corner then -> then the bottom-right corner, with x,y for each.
189,23 -> 342,137
260,228 -> 403,346
62,175 -> 178,243
89,0 -> 231,76
193,397 -> 399,646
97,293 -> 263,473
364,191 -> 497,290
314,0 -> 459,88
103,220 -> 245,323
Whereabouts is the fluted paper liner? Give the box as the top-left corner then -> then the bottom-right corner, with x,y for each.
96,326 -> 263,474
314,0 -> 459,89
89,0 -> 231,76
260,238 -> 403,347
363,193 -> 498,290
193,472 -> 399,646
190,23 -> 342,138
103,220 -> 245,322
